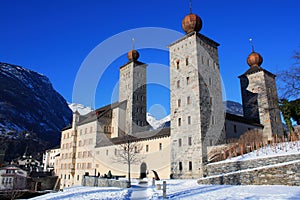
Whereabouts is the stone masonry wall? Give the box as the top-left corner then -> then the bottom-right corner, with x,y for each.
82,176 -> 129,188
198,153 -> 300,186
205,153 -> 300,176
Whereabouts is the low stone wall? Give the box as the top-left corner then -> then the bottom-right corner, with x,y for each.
205,153 -> 300,176
198,159 -> 300,186
82,176 -> 129,188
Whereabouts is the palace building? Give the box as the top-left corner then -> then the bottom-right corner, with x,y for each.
55,9 -> 282,188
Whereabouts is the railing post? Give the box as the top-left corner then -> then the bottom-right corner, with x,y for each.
162,181 -> 166,199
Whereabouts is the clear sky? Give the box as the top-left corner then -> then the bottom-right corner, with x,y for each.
1,0 -> 299,119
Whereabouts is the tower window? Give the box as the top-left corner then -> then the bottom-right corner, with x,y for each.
234,125 -> 237,133
210,97 -> 212,105
185,57 -> 189,66
212,116 -> 215,125
177,80 -> 180,88
146,145 -> 149,152
188,116 -> 191,125
187,96 -> 190,105
178,138 -> 182,147
179,162 -> 183,171
188,137 -> 192,146
178,118 -> 181,126
178,99 -> 181,107
176,60 -> 180,69
189,161 -> 192,171
209,77 -> 212,86
186,77 -> 190,85
159,143 -> 162,151
106,150 -> 108,156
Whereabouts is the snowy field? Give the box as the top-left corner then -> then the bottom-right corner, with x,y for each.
31,143 -> 300,200
30,179 -> 300,200
213,141 -> 300,164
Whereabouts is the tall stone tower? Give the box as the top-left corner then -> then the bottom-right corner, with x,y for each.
239,50 -> 283,141
169,11 -> 224,178
118,49 -> 148,135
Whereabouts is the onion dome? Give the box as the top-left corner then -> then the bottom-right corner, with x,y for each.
247,51 -> 263,67
182,13 -> 202,34
127,49 -> 139,61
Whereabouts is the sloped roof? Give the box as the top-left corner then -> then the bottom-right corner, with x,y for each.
226,112 -> 263,127
239,65 -> 275,78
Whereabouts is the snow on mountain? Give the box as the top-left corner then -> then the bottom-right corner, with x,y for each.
0,62 -> 72,160
146,101 -> 243,130
68,103 -> 93,115
223,100 -> 243,116
147,113 -> 170,129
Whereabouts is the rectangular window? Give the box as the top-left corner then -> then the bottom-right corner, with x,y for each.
188,137 -> 192,146
185,57 -> 189,66
77,175 -> 80,181
234,125 -> 237,133
176,60 -> 180,69
106,150 -> 108,156
178,99 -> 181,107
178,118 -> 181,126
188,116 -> 191,125
178,138 -> 182,147
146,145 -> 149,152
211,116 -> 214,125
187,96 -> 190,105
209,77 -> 212,86
209,139 -> 213,146
159,143 -> 162,151
177,80 -> 180,88
134,146 -> 138,153
179,162 -> 183,171
186,77 -> 190,85
189,161 -> 192,171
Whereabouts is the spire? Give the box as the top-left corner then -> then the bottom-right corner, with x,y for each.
132,38 -> 135,50
182,0 -> 202,34
249,38 -> 255,52
247,38 -> 263,67
128,38 -> 139,61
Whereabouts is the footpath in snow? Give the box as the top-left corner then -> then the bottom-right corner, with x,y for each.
30,179 -> 300,200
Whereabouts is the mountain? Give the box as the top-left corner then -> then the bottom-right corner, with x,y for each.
223,100 -> 243,116
147,113 -> 170,129
0,62 -> 72,160
147,101 -> 243,130
68,103 -> 93,115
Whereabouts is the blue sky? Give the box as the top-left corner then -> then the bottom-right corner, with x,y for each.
1,0 -> 300,119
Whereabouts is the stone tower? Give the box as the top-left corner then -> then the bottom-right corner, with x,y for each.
118,49 -> 148,135
239,50 -> 283,141
169,11 -> 224,178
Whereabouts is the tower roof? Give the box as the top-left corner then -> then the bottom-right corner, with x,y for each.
127,49 -> 139,61
247,51 -> 263,67
182,13 -> 202,34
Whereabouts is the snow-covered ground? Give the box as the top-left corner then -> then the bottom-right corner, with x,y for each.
30,179 -> 300,200
214,141 -> 300,164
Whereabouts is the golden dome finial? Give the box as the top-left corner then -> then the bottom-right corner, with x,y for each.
128,38 -> 139,61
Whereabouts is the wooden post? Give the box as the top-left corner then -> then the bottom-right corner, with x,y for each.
162,181 -> 167,199
152,178 -> 155,186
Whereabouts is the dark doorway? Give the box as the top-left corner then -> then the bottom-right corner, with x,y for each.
140,162 -> 147,179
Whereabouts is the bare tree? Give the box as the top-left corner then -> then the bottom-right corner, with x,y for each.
277,51 -> 300,99
114,134 -> 144,187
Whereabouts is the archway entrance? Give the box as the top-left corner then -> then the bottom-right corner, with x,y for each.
140,162 -> 147,179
